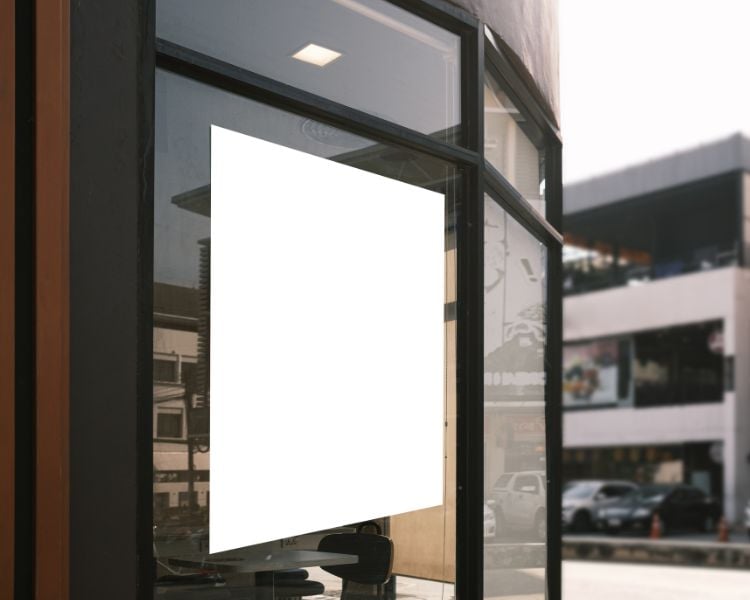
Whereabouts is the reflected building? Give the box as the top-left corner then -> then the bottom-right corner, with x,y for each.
153,139 -> 458,541
153,282 -> 208,523
562,134 -> 750,522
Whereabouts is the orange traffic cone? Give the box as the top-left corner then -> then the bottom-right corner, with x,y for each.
717,516 -> 729,542
649,513 -> 662,539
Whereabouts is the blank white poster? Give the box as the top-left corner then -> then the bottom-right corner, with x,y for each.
210,126 -> 445,553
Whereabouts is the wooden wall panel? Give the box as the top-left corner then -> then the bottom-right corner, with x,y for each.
390,318 -> 457,582
0,0 -> 16,596
35,0 -> 70,599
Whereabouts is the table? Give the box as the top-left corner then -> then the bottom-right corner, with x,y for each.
168,549 -> 359,600
169,549 -> 358,573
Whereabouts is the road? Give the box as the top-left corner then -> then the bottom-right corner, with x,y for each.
563,560 -> 750,600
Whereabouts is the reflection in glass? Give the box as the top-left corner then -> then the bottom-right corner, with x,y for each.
157,0 -> 461,140
483,195 -> 547,600
484,75 -> 545,216
154,69 -> 458,599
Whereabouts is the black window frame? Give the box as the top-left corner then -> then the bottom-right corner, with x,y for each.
69,1 -> 562,599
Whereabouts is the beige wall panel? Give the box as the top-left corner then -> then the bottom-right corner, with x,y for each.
391,320 -> 456,582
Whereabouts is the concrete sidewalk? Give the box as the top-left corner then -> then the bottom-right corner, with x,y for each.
563,560 -> 750,600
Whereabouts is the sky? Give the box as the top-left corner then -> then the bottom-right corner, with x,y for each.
560,0 -> 750,184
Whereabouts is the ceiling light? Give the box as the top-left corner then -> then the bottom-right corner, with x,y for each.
291,43 -> 342,67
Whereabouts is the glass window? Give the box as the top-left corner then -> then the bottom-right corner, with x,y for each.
153,358 -> 177,382
610,485 -> 634,498
565,322 -> 723,411
154,492 -> 170,512
156,409 -> 183,439
178,491 -> 199,507
156,0 -> 460,140
483,195 -> 547,600
494,473 -> 513,490
513,474 -> 540,494
154,69 -> 458,600
634,321 -> 724,407
562,236 -> 619,295
180,360 -> 196,385
563,175 -> 739,296
484,74 -> 545,216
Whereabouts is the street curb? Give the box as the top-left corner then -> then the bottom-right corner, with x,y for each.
563,535 -> 750,569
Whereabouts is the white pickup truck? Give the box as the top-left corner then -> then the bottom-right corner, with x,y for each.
487,471 -> 547,540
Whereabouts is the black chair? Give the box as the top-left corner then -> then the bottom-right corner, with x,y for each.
318,524 -> 394,600
268,570 -> 325,599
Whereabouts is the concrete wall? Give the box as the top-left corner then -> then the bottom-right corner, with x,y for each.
565,135 -> 750,215
452,0 -> 560,123
731,255 -> 750,523
564,403 -> 725,449
563,268 -> 736,349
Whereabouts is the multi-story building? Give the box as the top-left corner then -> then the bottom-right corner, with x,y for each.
153,282 -> 208,520
562,133 -> 750,522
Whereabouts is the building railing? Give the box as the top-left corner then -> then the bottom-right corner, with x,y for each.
563,244 -> 739,296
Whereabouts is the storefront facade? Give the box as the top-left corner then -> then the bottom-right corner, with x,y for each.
2,1 -> 562,599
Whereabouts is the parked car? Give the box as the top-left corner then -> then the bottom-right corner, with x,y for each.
484,503 -> 497,539
562,480 -> 637,532
596,484 -> 720,534
487,471 -> 546,540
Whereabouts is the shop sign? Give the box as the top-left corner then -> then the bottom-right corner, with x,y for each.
563,338 -> 621,407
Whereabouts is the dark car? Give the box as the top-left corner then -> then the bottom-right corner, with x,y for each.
562,479 -> 637,532
596,484 -> 721,534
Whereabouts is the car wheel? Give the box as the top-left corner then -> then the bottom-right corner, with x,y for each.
534,511 -> 547,541
572,511 -> 592,533
703,515 -> 716,533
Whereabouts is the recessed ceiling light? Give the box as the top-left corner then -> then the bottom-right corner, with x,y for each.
291,43 -> 342,67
